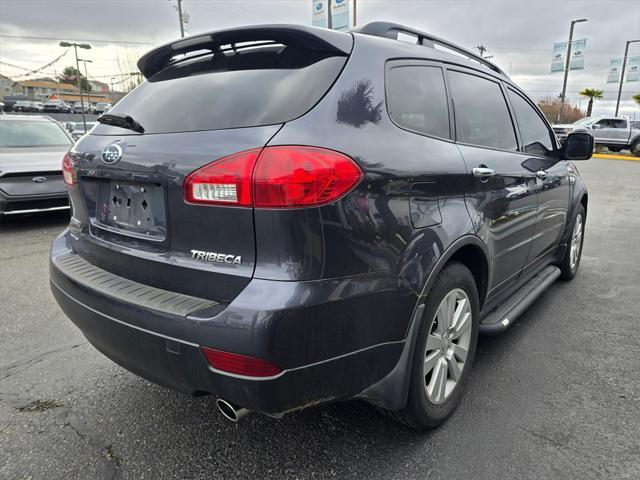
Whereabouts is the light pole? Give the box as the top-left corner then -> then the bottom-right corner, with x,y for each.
615,39 -> 640,117
110,77 -> 115,104
177,0 -> 185,38
59,41 -> 91,131
78,58 -> 92,116
557,18 -> 587,124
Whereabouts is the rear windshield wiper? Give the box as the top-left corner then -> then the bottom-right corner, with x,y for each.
97,113 -> 145,134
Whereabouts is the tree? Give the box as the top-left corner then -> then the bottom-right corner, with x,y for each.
579,88 -> 604,117
537,98 -> 584,124
58,66 -> 92,93
633,92 -> 640,107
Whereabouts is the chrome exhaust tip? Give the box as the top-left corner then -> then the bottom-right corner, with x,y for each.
216,399 -> 251,422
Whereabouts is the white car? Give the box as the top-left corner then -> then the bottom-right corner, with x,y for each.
0,115 -> 73,215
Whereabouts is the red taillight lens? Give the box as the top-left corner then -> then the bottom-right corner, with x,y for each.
184,149 -> 260,206
62,153 -> 75,186
253,146 -> 362,207
201,347 -> 283,378
184,146 -> 362,208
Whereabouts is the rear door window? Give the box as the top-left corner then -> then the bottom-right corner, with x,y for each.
94,46 -> 347,135
507,88 -> 555,157
448,70 -> 517,151
387,65 -> 451,139
611,119 -> 627,129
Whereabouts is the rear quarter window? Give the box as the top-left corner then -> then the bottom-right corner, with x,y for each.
386,64 -> 450,139
94,46 -> 347,135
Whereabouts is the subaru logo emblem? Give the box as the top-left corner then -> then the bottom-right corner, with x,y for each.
32,176 -> 47,183
101,143 -> 123,164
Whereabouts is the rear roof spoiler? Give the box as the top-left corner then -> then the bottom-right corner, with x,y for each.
354,21 -> 507,77
137,24 -> 353,79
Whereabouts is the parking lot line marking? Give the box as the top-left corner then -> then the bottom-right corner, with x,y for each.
593,154 -> 640,162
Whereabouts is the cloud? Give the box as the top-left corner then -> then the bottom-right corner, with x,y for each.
1,0 -> 639,115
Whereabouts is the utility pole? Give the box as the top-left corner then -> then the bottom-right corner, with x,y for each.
476,45 -> 493,59
327,0 -> 332,30
615,39 -> 640,117
557,18 -> 587,124
110,77 -> 115,103
177,0 -> 185,38
59,41 -> 91,131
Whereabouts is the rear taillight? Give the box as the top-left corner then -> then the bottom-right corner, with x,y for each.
62,153 -> 75,186
201,347 -> 283,378
184,149 -> 260,206
184,146 -> 362,208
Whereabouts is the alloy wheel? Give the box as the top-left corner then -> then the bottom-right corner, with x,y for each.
423,288 -> 472,404
570,214 -> 583,270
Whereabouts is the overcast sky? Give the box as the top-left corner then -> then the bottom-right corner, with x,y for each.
1,0 -> 639,116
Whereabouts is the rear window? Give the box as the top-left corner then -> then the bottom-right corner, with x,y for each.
95,46 -> 347,134
0,120 -> 72,147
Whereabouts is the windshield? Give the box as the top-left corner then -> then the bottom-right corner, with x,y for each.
573,117 -> 597,125
0,120 -> 72,147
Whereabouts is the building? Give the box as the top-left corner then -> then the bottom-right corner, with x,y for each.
12,78 -> 79,102
0,74 -> 15,100
88,79 -> 110,94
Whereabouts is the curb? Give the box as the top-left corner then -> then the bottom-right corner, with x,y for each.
592,153 -> 640,162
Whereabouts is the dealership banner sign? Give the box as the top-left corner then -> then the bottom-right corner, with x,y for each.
607,58 -> 623,83
312,0 -> 327,28
626,56 -> 640,82
331,0 -> 350,32
551,38 -> 587,72
312,0 -> 350,31
607,56 -> 640,83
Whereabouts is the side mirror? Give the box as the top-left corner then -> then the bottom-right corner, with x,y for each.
591,124 -> 601,130
563,131 -> 593,161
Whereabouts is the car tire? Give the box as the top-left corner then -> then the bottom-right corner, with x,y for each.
387,261 -> 479,430
631,139 -> 640,157
559,204 -> 586,281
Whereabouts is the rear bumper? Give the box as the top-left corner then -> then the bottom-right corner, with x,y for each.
50,231 -> 406,415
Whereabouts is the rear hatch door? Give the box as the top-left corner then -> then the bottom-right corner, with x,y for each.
68,26 -> 352,304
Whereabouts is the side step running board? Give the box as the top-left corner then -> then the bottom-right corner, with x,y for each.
479,265 -> 561,335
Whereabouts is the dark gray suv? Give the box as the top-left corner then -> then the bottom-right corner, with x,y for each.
49,22 -> 592,429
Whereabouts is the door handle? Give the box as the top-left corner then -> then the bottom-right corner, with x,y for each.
536,170 -> 548,180
472,167 -> 495,178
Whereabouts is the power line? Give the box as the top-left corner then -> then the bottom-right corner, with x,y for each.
0,34 -> 152,45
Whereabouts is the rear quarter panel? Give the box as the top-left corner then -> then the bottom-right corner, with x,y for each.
261,33 -> 475,338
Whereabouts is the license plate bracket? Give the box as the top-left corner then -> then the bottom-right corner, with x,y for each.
95,180 -> 167,241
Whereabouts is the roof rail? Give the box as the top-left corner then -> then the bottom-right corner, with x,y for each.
354,21 -> 507,77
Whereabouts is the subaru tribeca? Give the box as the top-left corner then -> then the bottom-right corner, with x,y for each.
50,22 -> 592,429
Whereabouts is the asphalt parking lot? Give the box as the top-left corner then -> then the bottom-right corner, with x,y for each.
1,158 -> 638,480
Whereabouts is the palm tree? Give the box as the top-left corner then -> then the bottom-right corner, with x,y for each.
633,92 -> 640,107
579,88 -> 604,117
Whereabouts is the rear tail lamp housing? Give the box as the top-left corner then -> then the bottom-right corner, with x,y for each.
184,146 -> 362,208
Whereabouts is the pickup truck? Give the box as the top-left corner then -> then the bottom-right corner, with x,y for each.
553,116 -> 640,154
